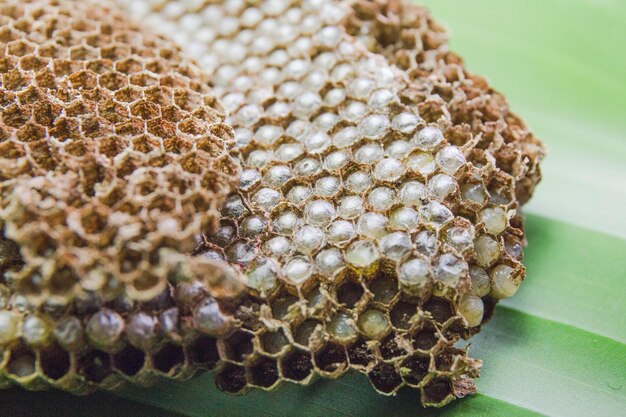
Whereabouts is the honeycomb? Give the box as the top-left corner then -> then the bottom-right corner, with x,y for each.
119,0 -> 543,407
0,0 -> 244,392
0,0 -> 545,407
343,0 -> 545,205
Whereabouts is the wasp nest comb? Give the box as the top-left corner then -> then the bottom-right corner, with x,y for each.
0,0 -> 545,408
119,0 -> 544,407
0,0 -> 244,393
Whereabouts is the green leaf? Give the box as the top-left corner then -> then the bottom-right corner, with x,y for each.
8,0 -> 626,415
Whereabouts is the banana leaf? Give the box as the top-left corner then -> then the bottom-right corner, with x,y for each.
3,0 -> 624,415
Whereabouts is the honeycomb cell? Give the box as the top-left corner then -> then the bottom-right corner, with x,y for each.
39,344 -> 71,381
401,354 -> 430,387
293,319 -> 322,349
413,326 -> 440,352
78,350 -> 112,384
336,280 -> 364,308
368,362 -> 403,394
260,329 -> 290,356
280,348 -> 313,382
186,336 -> 220,370
113,345 -> 145,377
422,377 -> 454,406
368,274 -> 398,305
358,309 -> 391,340
379,333 -> 407,360
6,347 -> 36,378
247,356 -> 280,389
222,331 -> 254,364
216,364 -> 247,394
152,344 -> 185,375
390,301 -> 419,330
314,342 -> 348,375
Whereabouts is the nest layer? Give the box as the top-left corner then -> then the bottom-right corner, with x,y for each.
0,0 -> 544,408
0,0 -> 243,393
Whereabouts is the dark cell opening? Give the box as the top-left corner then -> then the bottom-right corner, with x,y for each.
6,347 -> 36,378
401,355 -> 430,386
153,343 -> 185,374
186,335 -> 219,370
280,348 -> 313,381
79,350 -> 112,383
423,377 -> 453,404
369,274 -> 397,305
423,298 -> 452,323
248,356 -> 279,388
40,344 -> 71,380
368,363 -> 402,394
113,345 -> 145,376
314,342 -> 346,373
270,293 -> 299,319
347,337 -> 374,368
336,280 -> 364,308
216,364 -> 247,394
413,326 -> 439,351
379,333 -> 406,360
293,319 -> 320,347
261,328 -> 289,354
435,352 -> 454,372
223,331 -> 254,363
390,301 -> 417,330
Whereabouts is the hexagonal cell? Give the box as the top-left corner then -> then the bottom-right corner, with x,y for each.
336,279 -> 364,308
368,273 -> 398,305
216,364 -> 247,394
233,296 -> 264,331
279,348 -> 313,382
78,350 -> 112,383
304,285 -> 327,311
435,351 -> 454,372
347,337 -> 375,368
390,301 -> 418,330
152,344 -> 185,374
357,308 -> 391,340
292,319 -> 322,348
270,291 -> 299,319
400,354 -> 430,386
379,333 -> 407,360
6,347 -> 36,378
8,40 -> 36,57
412,325 -> 439,351
422,377 -> 453,405
222,331 -> 254,363
260,328 -> 290,355
112,345 -> 145,377
39,344 -> 71,380
186,335 -> 220,370
327,311 -> 358,344
314,342 -> 347,374
422,297 -> 453,324
368,363 -> 403,394
247,356 -> 279,389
